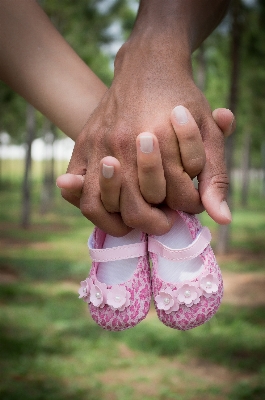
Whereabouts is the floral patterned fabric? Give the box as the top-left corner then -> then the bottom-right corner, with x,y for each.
80,228 -> 151,331
150,211 -> 223,330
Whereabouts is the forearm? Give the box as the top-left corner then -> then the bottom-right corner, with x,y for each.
0,0 -> 107,140
114,0 -> 230,96
131,0 -> 230,53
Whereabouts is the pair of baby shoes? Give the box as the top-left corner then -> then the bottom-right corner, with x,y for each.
78,211 -> 223,331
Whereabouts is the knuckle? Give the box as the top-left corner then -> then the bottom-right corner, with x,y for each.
106,123 -> 134,156
153,122 -> 172,138
210,173 -> 229,189
139,160 -> 159,174
179,129 -> 200,142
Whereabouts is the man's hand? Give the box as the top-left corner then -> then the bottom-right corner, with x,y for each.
58,107 -> 234,235
66,62 -> 204,235
65,0 -> 232,236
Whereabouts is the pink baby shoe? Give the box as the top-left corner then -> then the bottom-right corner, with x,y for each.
149,211 -> 223,330
78,228 -> 151,331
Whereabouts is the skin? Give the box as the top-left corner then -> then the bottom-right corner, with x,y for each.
0,0 -> 107,139
0,0 -> 233,236
66,0 -> 232,236
57,107 -> 235,233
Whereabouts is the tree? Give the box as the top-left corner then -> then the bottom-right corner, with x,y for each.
21,104 -> 36,229
216,0 -> 244,255
0,0 -> 135,227
41,0 -> 134,86
40,119 -> 57,214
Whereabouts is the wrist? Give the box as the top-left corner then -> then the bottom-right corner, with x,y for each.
130,0 -> 193,53
114,1 -> 194,76
115,31 -> 192,79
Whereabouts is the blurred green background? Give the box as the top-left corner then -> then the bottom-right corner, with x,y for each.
1,1 -> 265,399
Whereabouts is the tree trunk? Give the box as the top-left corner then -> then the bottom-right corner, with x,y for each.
261,141 -> 265,197
40,119 -> 56,214
216,0 -> 242,255
241,131 -> 251,207
0,137 -> 2,186
21,104 -> 36,228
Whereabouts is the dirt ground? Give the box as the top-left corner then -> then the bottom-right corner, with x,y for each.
222,271 -> 265,306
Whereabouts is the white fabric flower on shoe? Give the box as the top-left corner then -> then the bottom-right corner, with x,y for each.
90,281 -> 108,308
78,279 -> 91,303
176,282 -> 202,307
155,287 -> 180,314
199,273 -> 219,298
107,285 -> 131,311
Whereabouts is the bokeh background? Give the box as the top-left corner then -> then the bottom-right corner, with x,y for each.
1,1 -> 265,399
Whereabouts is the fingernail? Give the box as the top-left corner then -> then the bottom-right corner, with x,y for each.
173,105 -> 188,124
140,135 -> 153,153
220,200 -> 232,221
102,164 -> 114,179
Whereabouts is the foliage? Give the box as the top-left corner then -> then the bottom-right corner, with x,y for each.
0,0 -> 135,143
41,0 -> 134,86
192,0 -> 265,168
1,0 -> 265,166
0,82 -> 27,142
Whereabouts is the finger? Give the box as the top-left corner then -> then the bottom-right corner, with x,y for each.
198,118 -> 232,225
56,173 -> 84,208
60,188 -> 81,209
136,132 -> 166,204
99,156 -> 122,213
81,164 -> 131,237
212,108 -> 235,137
170,105 -> 206,179
67,128 -> 89,176
149,118 -> 204,214
56,173 -> 84,198
119,169 -> 179,235
63,131 -> 89,207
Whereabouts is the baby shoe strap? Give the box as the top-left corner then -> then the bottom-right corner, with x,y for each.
148,227 -> 211,261
89,240 -> 148,262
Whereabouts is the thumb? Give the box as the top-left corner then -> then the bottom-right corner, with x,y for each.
56,173 -> 84,197
56,173 -> 84,208
198,119 -> 232,225
199,177 -> 232,225
212,108 -> 235,137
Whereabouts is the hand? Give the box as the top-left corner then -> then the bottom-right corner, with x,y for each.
65,34 -> 231,236
57,107 -> 235,233
58,0 -> 232,236
99,107 -> 235,216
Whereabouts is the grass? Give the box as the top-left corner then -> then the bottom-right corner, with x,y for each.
200,184 -> 265,274
1,169 -> 265,400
